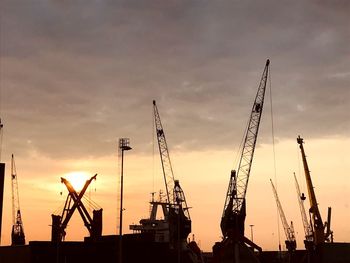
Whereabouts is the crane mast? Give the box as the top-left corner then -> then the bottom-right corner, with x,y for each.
11,154 -> 25,246
293,172 -> 313,244
221,59 -> 270,239
270,179 -> 296,252
297,136 -> 332,246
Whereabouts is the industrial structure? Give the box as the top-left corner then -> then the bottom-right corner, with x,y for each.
51,174 -> 102,242
10,154 -> 25,246
130,100 -> 197,262
270,179 -> 296,253
213,59 -> 270,263
0,119 -> 4,246
297,136 -> 333,252
2,62 -> 350,263
293,172 -> 314,249
297,136 -> 333,248
0,163 -> 3,246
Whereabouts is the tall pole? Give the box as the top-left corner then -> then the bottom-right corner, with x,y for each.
119,149 -> 124,238
249,224 -> 254,242
118,138 -> 131,263
0,121 -> 4,245
0,163 -> 4,245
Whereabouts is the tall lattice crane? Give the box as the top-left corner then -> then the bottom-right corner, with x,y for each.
270,179 -> 296,252
297,136 -> 333,246
11,154 -> 25,246
130,101 -> 192,249
153,100 -> 191,240
213,60 -> 270,263
293,172 -> 313,247
220,59 -> 270,242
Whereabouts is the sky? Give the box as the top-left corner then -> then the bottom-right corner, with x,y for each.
0,0 -> 349,252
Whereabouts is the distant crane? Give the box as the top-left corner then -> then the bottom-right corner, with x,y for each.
293,172 -> 313,248
130,101 -> 195,262
152,100 -> 191,245
297,136 -> 333,247
11,154 -> 25,246
270,179 -> 296,252
214,60 -> 270,262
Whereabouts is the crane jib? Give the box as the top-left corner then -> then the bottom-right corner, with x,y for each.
221,59 -> 270,238
153,100 -> 191,220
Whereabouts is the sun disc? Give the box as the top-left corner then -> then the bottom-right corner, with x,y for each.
64,171 -> 90,191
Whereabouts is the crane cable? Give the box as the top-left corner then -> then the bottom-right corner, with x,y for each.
268,64 -> 282,251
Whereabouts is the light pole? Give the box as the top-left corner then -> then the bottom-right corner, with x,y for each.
249,224 -> 254,242
118,138 -> 132,263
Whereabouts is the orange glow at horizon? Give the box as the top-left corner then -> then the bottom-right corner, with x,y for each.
0,138 -> 349,252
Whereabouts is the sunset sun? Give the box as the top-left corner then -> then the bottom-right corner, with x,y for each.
64,171 -> 90,191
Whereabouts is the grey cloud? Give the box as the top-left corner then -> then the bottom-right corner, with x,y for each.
1,0 -> 349,159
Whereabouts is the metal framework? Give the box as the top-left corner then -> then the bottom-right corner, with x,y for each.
11,154 -> 25,246
153,100 -> 176,206
270,179 -> 296,251
51,174 -> 102,242
293,172 -> 313,244
221,59 -> 270,238
152,100 -> 191,248
297,136 -> 332,246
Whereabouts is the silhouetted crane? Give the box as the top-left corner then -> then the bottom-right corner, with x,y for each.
293,172 -> 313,249
51,174 -> 102,242
214,60 -> 270,263
297,136 -> 333,247
270,179 -> 296,252
11,154 -> 25,246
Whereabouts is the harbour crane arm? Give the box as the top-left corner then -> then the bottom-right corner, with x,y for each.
221,59 -> 270,238
152,100 -> 191,244
270,179 -> 296,246
51,174 -> 102,242
297,136 -> 326,245
293,172 -> 313,242
153,100 -> 176,205
60,174 -> 97,231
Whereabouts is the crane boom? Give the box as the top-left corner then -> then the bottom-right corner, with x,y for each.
297,136 -> 325,245
293,172 -> 313,243
297,136 -> 333,249
11,154 -> 25,246
152,100 -> 191,250
221,59 -> 270,238
153,100 -> 176,205
270,179 -> 296,251
297,136 -> 333,246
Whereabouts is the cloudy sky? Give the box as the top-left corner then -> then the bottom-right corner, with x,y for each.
0,0 -> 349,251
